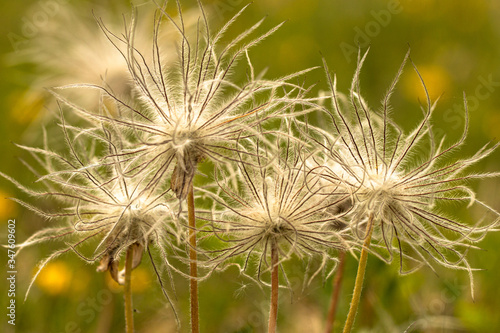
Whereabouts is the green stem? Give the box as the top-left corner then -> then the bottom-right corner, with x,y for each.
325,250 -> 346,333
343,213 -> 375,333
188,184 -> 199,333
268,241 -> 279,333
124,245 -> 134,333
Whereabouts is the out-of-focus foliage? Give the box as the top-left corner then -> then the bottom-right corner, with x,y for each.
1,1 -> 500,332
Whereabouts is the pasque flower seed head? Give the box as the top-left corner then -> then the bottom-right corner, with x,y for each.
315,50 -> 500,288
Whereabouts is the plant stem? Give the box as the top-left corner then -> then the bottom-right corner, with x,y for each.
187,184 -> 199,333
124,245 -> 134,333
268,241 -> 279,333
325,250 -> 347,333
343,213 -> 375,333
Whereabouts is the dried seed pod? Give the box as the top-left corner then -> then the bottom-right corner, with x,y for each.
170,152 -> 204,200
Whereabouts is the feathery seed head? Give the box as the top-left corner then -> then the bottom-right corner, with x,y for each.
316,50 -> 500,281
1,118 -> 181,298
52,1 -> 313,201
199,136 -> 347,285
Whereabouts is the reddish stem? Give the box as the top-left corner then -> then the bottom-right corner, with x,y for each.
325,250 -> 347,333
188,185 -> 199,333
268,241 -> 279,333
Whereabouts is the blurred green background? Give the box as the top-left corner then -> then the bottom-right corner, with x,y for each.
1,0 -> 500,332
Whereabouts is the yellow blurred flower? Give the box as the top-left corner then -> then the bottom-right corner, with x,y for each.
402,64 -> 451,102
0,189 -> 17,220
35,261 -> 72,295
